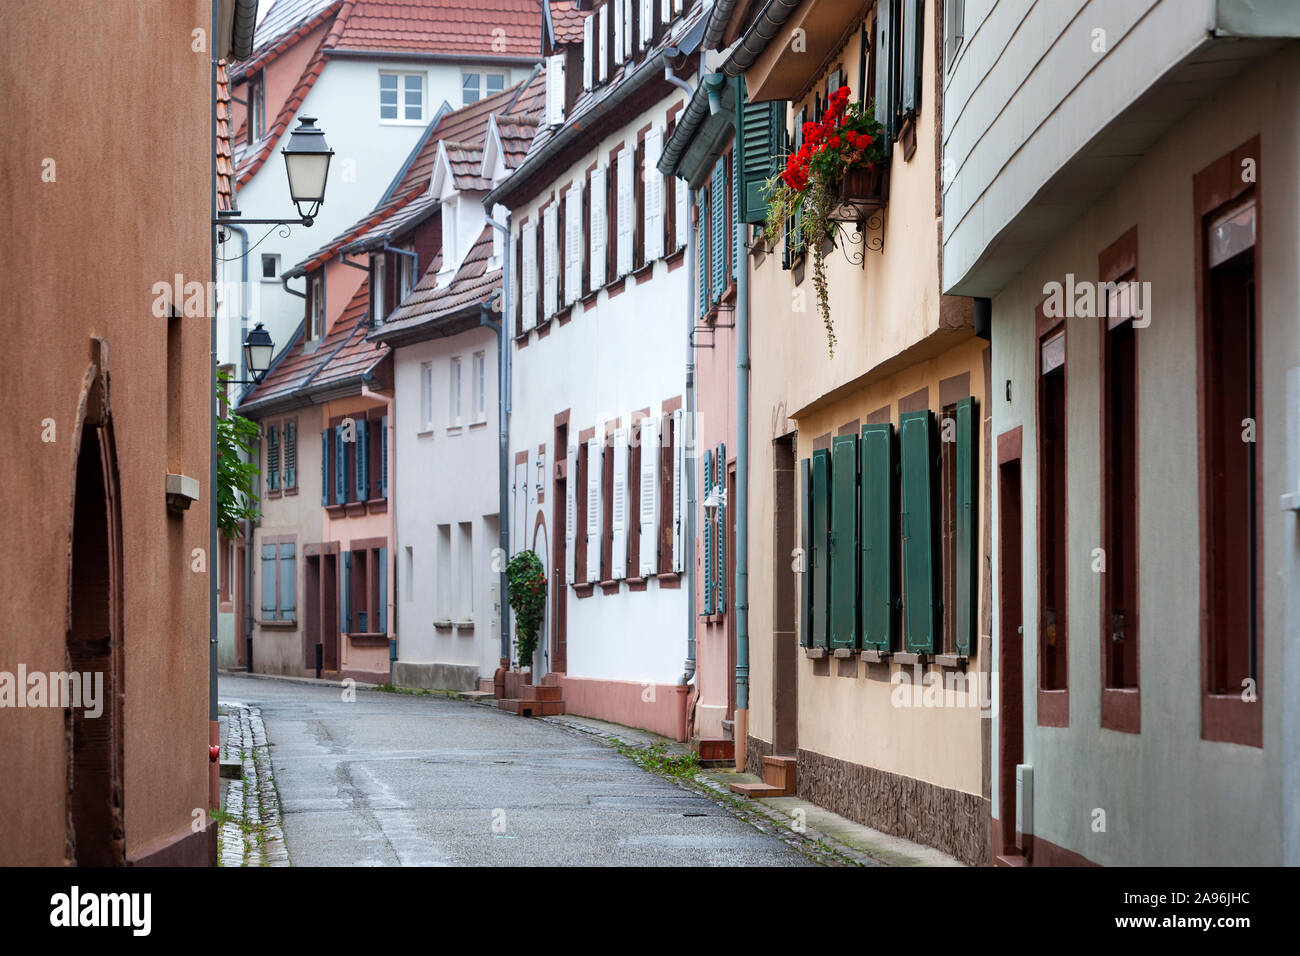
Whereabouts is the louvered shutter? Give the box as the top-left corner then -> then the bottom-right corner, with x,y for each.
565,185 -> 583,305
586,440 -> 602,582
715,441 -> 726,614
639,417 -> 660,576
341,551 -> 352,634
284,420 -> 297,488
900,410 -> 938,653
702,449 -> 714,614
598,5 -> 608,81
380,414 -> 388,498
660,0 -> 671,23
590,167 -> 607,289
675,165 -> 690,250
261,543 -> 277,619
334,424 -> 347,504
643,127 -> 664,262
279,542 -> 296,621
612,427 -> 629,578
354,419 -> 369,501
860,422 -> 896,652
320,428 -> 331,505
546,54 -> 566,125
696,191 -> 708,316
829,435 -> 858,648
565,444 -> 578,584
902,0 -> 923,116
521,220 -> 537,330
710,159 -> 725,302
800,458 -> 813,646
671,408 -> 685,572
267,425 -> 280,491
583,14 -> 593,89
640,0 -> 652,49
875,0 -> 896,139
955,397 -> 978,656
616,150 -> 633,276
731,148 -> 740,281
377,546 -> 388,634
613,0 -> 624,65
543,204 -> 558,318
810,448 -> 831,647
623,0 -> 634,58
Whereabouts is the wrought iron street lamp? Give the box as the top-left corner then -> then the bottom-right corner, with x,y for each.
240,323 -> 274,384
215,115 -> 334,229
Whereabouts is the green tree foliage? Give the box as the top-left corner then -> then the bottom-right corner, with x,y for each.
506,550 -> 547,668
216,371 -> 262,537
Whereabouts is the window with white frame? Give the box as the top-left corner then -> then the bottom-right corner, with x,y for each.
380,71 -> 424,122
457,522 -> 474,621
472,351 -> 486,423
261,253 -> 279,281
372,252 -> 386,323
462,71 -> 506,105
310,273 -> 324,340
420,361 -> 433,431
398,245 -> 415,300
449,356 -> 463,426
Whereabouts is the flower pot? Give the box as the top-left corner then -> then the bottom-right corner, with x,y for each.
828,164 -> 886,222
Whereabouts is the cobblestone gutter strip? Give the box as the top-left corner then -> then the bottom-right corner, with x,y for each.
538,713 -> 873,867
216,702 -> 290,867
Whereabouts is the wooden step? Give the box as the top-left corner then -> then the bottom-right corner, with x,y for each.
729,781 -> 785,798
763,755 -> 797,794
497,698 -> 565,717
521,684 -> 563,702
692,738 -> 735,764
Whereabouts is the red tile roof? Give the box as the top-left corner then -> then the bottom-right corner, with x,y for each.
550,2 -> 585,46
330,0 -> 543,59
233,0 -> 343,82
445,141 -> 490,191
374,226 -> 498,337
287,183 -> 427,277
216,61 -> 235,212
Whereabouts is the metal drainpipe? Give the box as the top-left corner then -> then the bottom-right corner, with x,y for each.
734,145 -> 751,720
484,214 -> 512,664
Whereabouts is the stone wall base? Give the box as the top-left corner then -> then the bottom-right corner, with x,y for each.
392,661 -> 481,692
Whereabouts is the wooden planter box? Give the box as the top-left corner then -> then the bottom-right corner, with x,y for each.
828,165 -> 886,223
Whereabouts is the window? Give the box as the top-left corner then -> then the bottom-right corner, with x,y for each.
575,440 -> 589,585
247,72 -> 265,145
462,71 -> 505,105
944,0 -> 965,69
449,357 -> 463,426
404,546 -> 414,601
261,254 -> 279,281
398,246 -> 415,300
420,361 -> 433,431
1038,310 -> 1069,724
309,273 -> 324,340
372,252 -> 387,324
381,71 -> 424,122
266,424 -> 281,493
472,351 -> 486,423
343,541 -> 387,635
1100,229 -> 1140,732
601,429 -> 615,582
260,536 -> 296,623
325,411 -> 386,507
436,524 -> 452,621
658,408 -> 684,576
457,522 -> 474,621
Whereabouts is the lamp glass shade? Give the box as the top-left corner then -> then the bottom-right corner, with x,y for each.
281,116 -> 334,219
243,323 -> 274,380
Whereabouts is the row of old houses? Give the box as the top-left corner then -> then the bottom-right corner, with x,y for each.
224,0 -> 1300,867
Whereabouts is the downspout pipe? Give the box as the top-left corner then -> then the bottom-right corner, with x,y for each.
680,183 -> 698,688
734,160 -> 751,718
484,214 -> 512,665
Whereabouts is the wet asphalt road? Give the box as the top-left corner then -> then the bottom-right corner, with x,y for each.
219,674 -> 812,866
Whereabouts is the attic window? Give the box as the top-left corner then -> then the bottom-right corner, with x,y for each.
381,71 -> 424,122
463,71 -> 506,105
247,72 -> 265,144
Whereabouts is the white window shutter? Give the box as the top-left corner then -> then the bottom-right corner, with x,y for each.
513,459 -> 528,556
643,127 -> 664,262
520,221 -> 537,331
565,185 -> 583,306
613,0 -> 624,65
675,170 -> 689,250
565,444 -> 578,584
598,5 -> 608,82
583,15 -> 593,90
612,427 -> 629,579
639,417 -> 659,576
546,54 -> 566,125
543,204 -> 557,318
660,0 -> 671,23
673,0 -> 683,13
617,149 -> 633,276
639,0 -> 652,49
671,408 -> 684,573
586,440 -> 602,583
623,0 -> 634,59
590,167 -> 606,290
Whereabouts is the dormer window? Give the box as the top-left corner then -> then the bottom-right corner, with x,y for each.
309,273 -> 324,340
398,246 -> 416,300
372,252 -> 386,324
247,71 -> 265,144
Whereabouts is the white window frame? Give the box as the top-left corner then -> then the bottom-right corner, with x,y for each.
373,252 -> 387,323
260,253 -> 280,282
449,356 -> 463,427
310,273 -> 324,340
462,70 -> 507,105
380,71 -> 425,124
472,351 -> 486,423
398,246 -> 415,300
420,361 -> 433,432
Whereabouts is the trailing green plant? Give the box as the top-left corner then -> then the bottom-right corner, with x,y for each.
505,550 -> 547,668
216,370 -> 262,538
764,87 -> 886,357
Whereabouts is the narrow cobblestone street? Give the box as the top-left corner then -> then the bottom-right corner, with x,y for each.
218,674 -> 816,866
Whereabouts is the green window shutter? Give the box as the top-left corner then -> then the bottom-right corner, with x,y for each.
811,447 -> 831,647
334,425 -> 347,505
321,428 -> 331,506
279,541 -> 296,622
342,551 -> 352,634
697,191 -> 709,317
874,0 -> 896,139
354,419 -> 369,501
284,420 -> 297,488
730,149 -> 740,282
900,410 -> 938,653
260,543 -> 277,619
267,425 -> 280,491
377,546 -> 388,634
955,397 -> 978,656
710,158 -> 726,303
702,449 -> 715,615
380,414 -> 389,498
901,0 -> 924,117
860,422 -> 897,651
829,434 -> 859,649
800,457 -> 813,646
735,75 -> 786,224
715,441 -> 726,613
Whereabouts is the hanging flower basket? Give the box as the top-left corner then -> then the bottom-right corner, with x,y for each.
764,87 -> 888,358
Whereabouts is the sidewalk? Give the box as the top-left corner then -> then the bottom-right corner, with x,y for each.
216,701 -> 290,867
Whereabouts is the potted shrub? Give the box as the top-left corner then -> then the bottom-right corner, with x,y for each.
505,550 -> 546,671
764,86 -> 887,357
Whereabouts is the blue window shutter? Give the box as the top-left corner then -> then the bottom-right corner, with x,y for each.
697,192 -> 709,318
702,449 -> 714,615
378,546 -> 388,634
334,425 -> 347,505
380,414 -> 389,498
901,0 -> 924,116
342,551 -> 352,634
320,428 -> 331,505
355,419 -> 369,501
279,542 -> 296,623
800,457 -> 813,646
900,410 -> 938,653
875,0 -> 897,139
860,422 -> 897,652
955,397 -> 978,656
730,150 -> 740,282
261,543 -> 277,619
284,420 -> 297,488
715,442 -> 726,614
710,158 -> 725,303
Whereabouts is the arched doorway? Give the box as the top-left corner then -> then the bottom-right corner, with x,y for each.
66,370 -> 126,865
